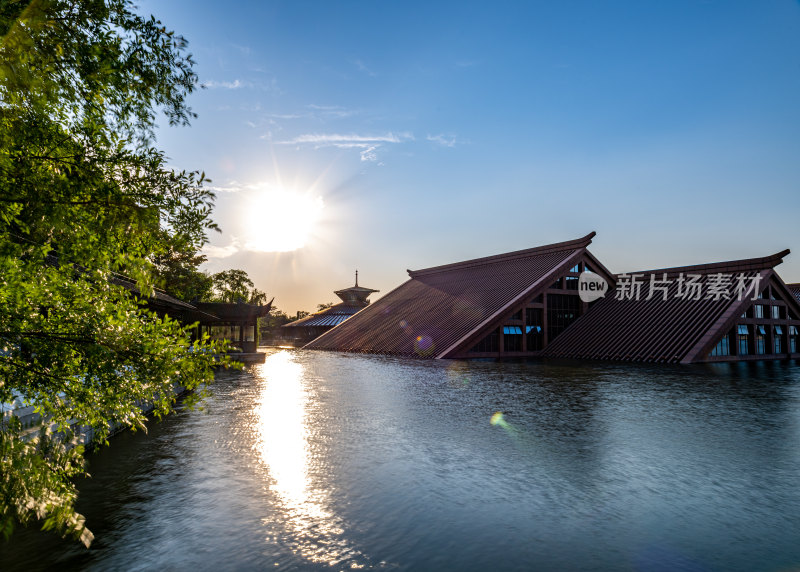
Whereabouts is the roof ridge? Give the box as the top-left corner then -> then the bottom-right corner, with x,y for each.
622,249 -> 790,277
408,231 -> 596,278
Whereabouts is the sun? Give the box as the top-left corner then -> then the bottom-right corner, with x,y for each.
244,188 -> 324,252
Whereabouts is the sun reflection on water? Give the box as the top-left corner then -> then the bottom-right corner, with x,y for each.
253,350 -> 363,567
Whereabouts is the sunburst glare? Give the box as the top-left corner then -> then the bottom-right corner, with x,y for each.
244,187 -> 324,252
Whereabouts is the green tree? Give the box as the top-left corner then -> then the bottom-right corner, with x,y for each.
316,302 -> 334,311
211,269 -> 255,303
152,236 -> 214,302
0,0 -> 228,545
248,288 -> 269,306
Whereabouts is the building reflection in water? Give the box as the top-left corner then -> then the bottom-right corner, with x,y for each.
253,350 -> 361,567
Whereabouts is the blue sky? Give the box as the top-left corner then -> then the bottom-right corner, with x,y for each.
138,0 -> 800,313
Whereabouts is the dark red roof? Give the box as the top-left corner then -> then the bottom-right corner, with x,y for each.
543,250 -> 793,364
194,301 -> 272,320
787,283 -> 800,304
305,233 -> 600,358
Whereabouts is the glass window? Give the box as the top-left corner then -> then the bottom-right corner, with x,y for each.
565,276 -> 579,290
754,305 -> 765,319
526,325 -> 543,351
508,310 -> 522,321
547,294 -> 580,341
790,326 -> 799,353
756,326 -> 766,354
738,325 -> 750,355
569,264 -> 580,273
470,330 -> 498,353
774,326 -> 783,354
526,307 -> 543,327
710,335 -> 730,357
551,278 -> 562,289
208,324 -> 242,350
525,307 -> 543,351
584,262 -> 593,272
771,305 -> 782,320
503,326 -> 523,351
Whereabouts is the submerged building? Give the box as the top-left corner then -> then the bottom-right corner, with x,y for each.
281,272 -> 379,345
543,250 -> 800,363
306,233 -> 614,358
305,233 -> 800,364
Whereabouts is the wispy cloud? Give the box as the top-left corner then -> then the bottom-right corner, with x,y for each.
231,43 -> 251,56
268,112 -> 306,120
360,146 -> 379,162
354,59 -> 376,77
203,79 -> 248,89
427,133 -> 459,147
278,132 -> 414,163
203,237 -> 241,259
285,132 -> 413,145
307,104 -> 359,119
206,180 -> 266,194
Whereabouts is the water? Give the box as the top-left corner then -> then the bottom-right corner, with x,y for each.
3,349 -> 800,571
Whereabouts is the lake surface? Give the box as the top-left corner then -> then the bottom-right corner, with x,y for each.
3,349 -> 800,571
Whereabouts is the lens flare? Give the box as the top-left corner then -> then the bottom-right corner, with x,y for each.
414,334 -> 435,357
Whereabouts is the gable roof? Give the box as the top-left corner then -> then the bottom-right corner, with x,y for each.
305,232 -> 603,358
542,250 -> 795,364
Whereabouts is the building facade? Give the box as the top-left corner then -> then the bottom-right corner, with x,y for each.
305,233 -> 800,364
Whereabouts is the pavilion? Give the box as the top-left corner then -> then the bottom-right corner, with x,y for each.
281,272 -> 378,345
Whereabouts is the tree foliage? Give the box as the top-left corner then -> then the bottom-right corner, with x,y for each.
0,0 -> 228,545
211,269 -> 254,303
152,239 -> 214,302
210,268 -> 268,305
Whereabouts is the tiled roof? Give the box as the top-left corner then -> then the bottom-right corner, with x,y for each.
305,233 -> 598,358
110,274 -> 198,310
282,304 -> 366,329
543,250 -> 793,364
787,283 -> 800,303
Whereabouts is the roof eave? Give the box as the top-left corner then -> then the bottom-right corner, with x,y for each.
408,231 -> 596,278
